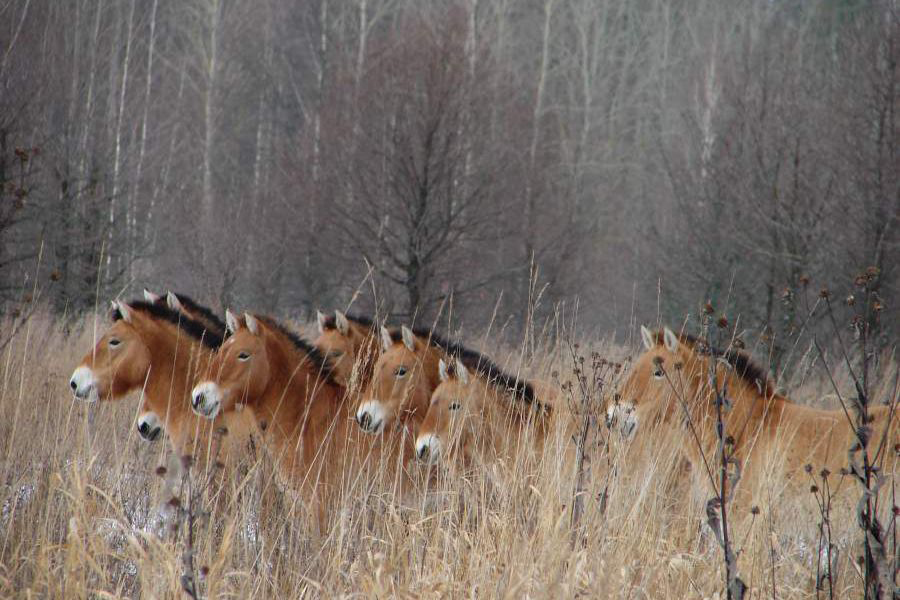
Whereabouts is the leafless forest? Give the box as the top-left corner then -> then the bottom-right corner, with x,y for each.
1,0 -> 897,354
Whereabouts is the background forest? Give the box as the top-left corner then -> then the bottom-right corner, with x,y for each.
1,0 -> 897,364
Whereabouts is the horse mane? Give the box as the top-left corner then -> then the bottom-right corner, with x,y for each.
168,292 -> 227,335
112,300 -> 224,349
320,312 -> 375,332
390,326 -> 538,406
256,315 -> 339,386
656,330 -> 775,397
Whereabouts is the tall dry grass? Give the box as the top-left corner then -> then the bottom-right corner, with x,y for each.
0,310 -> 895,598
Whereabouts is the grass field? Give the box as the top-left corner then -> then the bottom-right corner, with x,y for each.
0,310 -> 896,598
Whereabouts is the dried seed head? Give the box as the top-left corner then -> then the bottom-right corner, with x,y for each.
200,566 -> 210,578
167,496 -> 181,509
873,300 -> 883,312
865,266 -> 879,278
703,301 -> 714,315
820,468 -> 830,479
810,485 -> 819,494
854,274 -> 867,287
717,316 -> 728,329
893,506 -> 899,517
846,294 -> 856,306
181,454 -> 193,469
798,275 -> 810,286
804,464 -> 813,474
819,288 -> 830,299
751,506 -> 760,515
155,466 -> 168,477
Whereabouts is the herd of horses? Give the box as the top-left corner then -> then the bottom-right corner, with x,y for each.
68,290 -> 897,524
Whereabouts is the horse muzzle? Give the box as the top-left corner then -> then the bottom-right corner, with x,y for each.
136,412 -> 162,442
69,367 -> 99,402
190,382 -> 222,419
415,434 -> 441,463
355,401 -> 386,434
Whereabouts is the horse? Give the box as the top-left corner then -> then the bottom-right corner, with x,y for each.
609,326 -> 898,494
415,354 -> 553,471
69,299 -> 253,468
135,289 -> 229,441
355,325 -> 454,436
190,312 -> 419,523
313,310 -> 379,390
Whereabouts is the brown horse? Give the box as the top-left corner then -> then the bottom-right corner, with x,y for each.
69,300 -> 252,465
355,325 -> 452,436
415,354 -> 553,470
190,313 -> 418,518
135,289 -> 229,441
610,326 -> 898,491
313,310 -> 379,390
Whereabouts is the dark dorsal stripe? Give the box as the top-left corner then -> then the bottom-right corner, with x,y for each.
168,292 -> 227,336
112,300 -> 224,349
321,313 -> 375,332
390,326 -> 538,405
256,315 -> 339,386
655,330 -> 775,397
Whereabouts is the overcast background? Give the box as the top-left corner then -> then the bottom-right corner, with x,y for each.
1,0 -> 896,368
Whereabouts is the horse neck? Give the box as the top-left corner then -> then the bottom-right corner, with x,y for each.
256,331 -> 344,442
143,324 -> 210,425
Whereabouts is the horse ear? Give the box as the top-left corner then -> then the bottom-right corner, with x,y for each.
143,288 -> 160,303
640,325 -> 655,351
663,327 -> 679,352
335,310 -> 350,335
166,291 -> 185,313
438,358 -> 450,382
225,309 -> 240,334
244,313 -> 259,335
454,357 -> 469,384
117,301 -> 133,323
380,326 -> 393,352
316,310 -> 328,334
401,326 -> 416,351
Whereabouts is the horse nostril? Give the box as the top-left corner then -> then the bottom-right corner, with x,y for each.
138,422 -> 148,435
192,392 -> 202,409
358,412 -> 371,430
70,380 -> 78,391
418,445 -> 429,460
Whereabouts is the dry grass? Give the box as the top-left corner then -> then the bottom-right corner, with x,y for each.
0,311 -> 895,598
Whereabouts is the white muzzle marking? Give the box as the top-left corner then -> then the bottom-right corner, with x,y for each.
136,411 -> 163,441
415,433 -> 442,463
69,366 -> 99,402
191,382 -> 222,419
606,401 -> 638,439
356,400 -> 386,434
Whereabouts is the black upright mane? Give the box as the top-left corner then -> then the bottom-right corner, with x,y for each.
257,316 -> 339,386
112,300 -> 224,349
169,292 -> 227,335
320,312 -> 375,332
663,331 -> 775,397
390,326 -> 538,405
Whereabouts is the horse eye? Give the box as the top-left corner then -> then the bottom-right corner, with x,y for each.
448,402 -> 461,411
394,366 -> 408,377
330,351 -> 344,359
238,352 -> 251,361
109,338 -> 121,348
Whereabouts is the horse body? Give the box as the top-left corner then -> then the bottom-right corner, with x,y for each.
313,310 -> 379,390
415,355 -> 552,471
355,325 -> 447,435
69,300 -> 252,465
191,313 -> 418,519
613,326 -> 898,493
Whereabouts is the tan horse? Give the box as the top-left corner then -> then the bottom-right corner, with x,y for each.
415,354 -> 553,470
135,289 -> 229,441
190,313 -> 418,519
355,325 -> 451,436
69,300 -> 251,466
313,310 -> 379,390
609,326 -> 898,491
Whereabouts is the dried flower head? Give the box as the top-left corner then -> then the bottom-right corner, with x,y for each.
846,294 -> 855,306
751,506 -> 760,515
717,316 -> 728,329
155,465 -> 168,477
798,275 -> 810,286
804,464 -> 813,474
819,288 -> 830,299
703,301 -> 714,315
